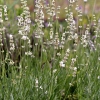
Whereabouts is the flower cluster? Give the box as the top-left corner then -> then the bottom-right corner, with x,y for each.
56,6 -> 60,19
34,0 -> 44,40
9,34 -> 15,51
0,31 -> 3,47
18,0 -> 31,34
3,5 -> 8,21
53,5 -> 61,50
47,0 -> 55,17
81,24 -> 96,51
70,56 -> 77,77
60,48 -> 70,67
59,32 -> 66,49
84,0 -> 88,2
54,32 -> 60,49
81,26 -> 90,47
0,5 -> 4,51
0,5 -> 3,47
35,78 -> 39,91
17,0 -> 32,56
49,28 -> 54,39
46,0 -> 55,41
0,5 -> 3,23
65,7 -> 77,41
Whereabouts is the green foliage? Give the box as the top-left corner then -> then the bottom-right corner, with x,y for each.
0,0 -> 100,100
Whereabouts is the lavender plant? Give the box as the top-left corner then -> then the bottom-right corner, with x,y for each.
0,0 -> 100,100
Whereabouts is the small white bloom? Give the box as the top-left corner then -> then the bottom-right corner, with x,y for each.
35,78 -> 38,88
98,76 -> 100,79
18,30 -> 22,35
74,33 -> 78,39
25,51 -> 32,56
67,48 -> 70,53
84,0 -> 87,2
57,52 -> 61,56
21,45 -> 25,48
39,86 -> 43,89
35,79 -> 38,84
69,0 -> 75,3
53,69 -> 57,73
98,57 -> 100,61
9,34 -> 13,39
45,91 -> 47,94
69,83 -> 73,86
74,67 -> 77,71
21,35 -> 28,40
10,46 -> 15,51
9,60 -> 14,65
60,61 -> 65,67
48,22 -> 52,27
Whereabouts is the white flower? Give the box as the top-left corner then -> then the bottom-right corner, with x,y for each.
57,52 -> 61,56
74,33 -> 78,40
35,35 -> 41,39
39,86 -> 43,89
74,67 -> 77,71
21,45 -> 25,48
24,25 -> 30,31
69,83 -> 73,86
9,60 -> 14,65
18,30 -> 22,35
69,0 -> 75,3
60,61 -> 65,67
35,78 -> 38,88
0,19 -> 3,23
45,91 -> 47,94
84,0 -> 87,2
9,34 -> 13,39
21,35 -> 28,40
98,76 -> 100,79
25,51 -> 32,56
98,57 -> 100,61
10,46 -> 15,51
53,69 -> 57,73
48,22 -> 52,27
72,58 -> 76,63
67,48 -> 70,53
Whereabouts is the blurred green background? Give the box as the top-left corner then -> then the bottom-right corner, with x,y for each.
1,0 -> 100,19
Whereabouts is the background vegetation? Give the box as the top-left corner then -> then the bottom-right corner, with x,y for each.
0,0 -> 100,100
